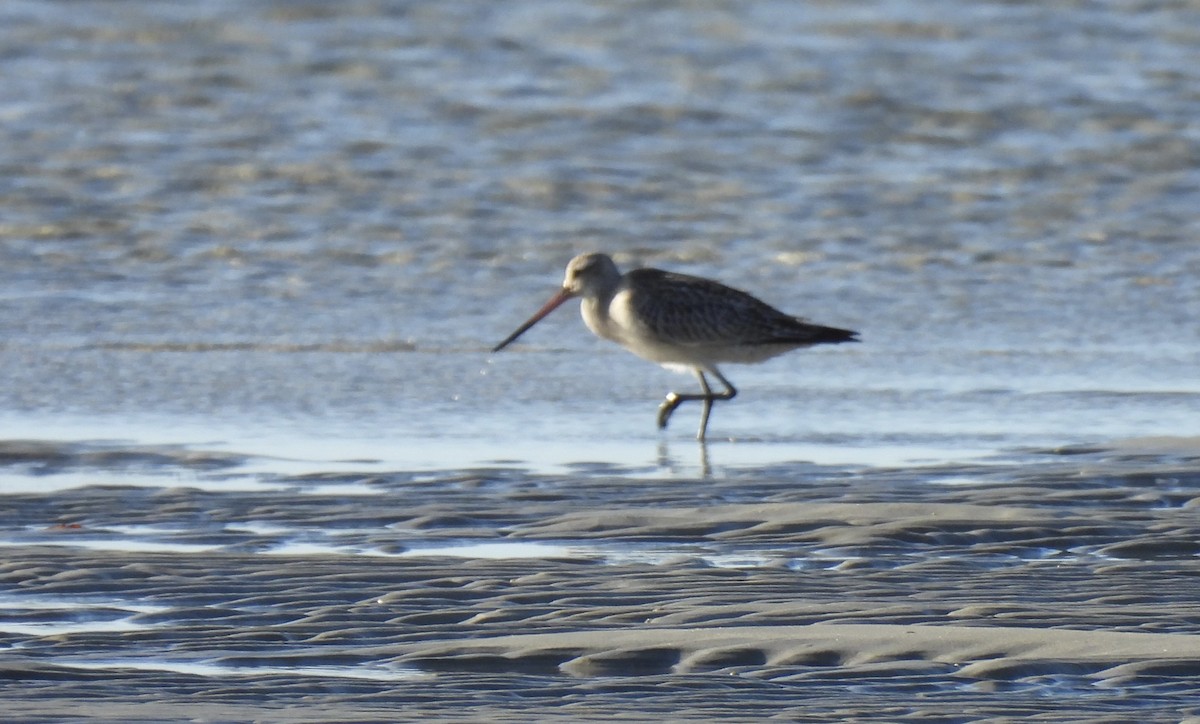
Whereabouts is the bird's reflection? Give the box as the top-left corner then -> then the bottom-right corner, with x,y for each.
656,438 -> 712,479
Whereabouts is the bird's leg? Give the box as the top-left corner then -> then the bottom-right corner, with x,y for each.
656,368 -> 737,440
695,371 -> 715,439
656,371 -> 713,432
697,369 -> 737,440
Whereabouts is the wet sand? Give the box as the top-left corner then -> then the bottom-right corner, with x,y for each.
2,437 -> 1199,721
3,0 -> 1200,720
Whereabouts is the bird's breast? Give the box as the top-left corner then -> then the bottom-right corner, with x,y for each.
586,290 -> 693,365
579,294 -> 622,345
580,290 -> 644,345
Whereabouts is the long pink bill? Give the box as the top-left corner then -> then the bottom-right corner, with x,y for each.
491,288 -> 573,353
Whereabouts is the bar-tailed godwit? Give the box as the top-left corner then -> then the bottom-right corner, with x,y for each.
492,252 -> 859,440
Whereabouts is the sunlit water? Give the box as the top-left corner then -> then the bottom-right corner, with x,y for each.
1,0 -> 1199,719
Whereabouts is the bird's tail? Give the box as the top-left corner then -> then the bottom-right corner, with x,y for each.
811,324 -> 859,344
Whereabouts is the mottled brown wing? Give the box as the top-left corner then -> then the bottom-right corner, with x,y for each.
626,269 -> 856,347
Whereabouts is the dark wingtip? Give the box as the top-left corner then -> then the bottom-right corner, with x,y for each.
820,326 -> 860,345
765,323 -> 860,347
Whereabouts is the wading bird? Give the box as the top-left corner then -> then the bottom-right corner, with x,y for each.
492,253 -> 858,440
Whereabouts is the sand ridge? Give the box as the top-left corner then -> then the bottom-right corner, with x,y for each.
1,437 -> 1198,720
391,622 -> 1200,678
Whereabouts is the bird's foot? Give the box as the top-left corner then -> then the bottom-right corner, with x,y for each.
657,393 -> 684,429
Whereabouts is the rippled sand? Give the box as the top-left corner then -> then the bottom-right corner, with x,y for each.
2,437 -> 1198,721
3,0 -> 1200,720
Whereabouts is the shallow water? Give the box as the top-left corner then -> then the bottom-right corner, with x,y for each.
2,438 -> 1200,720
2,0 -> 1200,720
2,0 -> 1198,462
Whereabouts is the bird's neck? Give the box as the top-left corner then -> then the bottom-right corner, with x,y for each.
579,291 -> 621,343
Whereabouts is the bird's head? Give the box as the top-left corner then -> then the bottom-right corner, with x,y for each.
491,252 -> 622,353
561,252 -> 620,298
